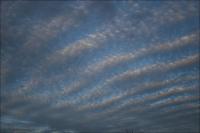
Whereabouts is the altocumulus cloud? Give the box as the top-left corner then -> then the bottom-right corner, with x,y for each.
0,1 -> 199,133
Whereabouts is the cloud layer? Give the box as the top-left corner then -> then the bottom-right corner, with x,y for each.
1,1 -> 199,133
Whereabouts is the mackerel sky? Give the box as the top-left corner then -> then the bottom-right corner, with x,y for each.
0,1 -> 199,133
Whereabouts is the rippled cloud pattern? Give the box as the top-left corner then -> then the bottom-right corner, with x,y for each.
1,1 -> 200,133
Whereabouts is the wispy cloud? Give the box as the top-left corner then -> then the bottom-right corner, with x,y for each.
1,1 -> 199,132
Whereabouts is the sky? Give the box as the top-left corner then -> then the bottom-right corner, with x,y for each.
0,1 -> 199,133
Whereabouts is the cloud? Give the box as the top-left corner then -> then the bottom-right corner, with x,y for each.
1,1 -> 199,132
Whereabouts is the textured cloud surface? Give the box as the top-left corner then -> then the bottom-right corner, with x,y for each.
0,1 -> 199,133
